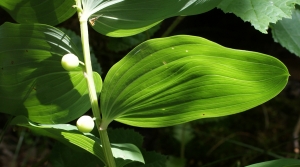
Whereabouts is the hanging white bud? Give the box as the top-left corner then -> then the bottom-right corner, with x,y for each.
61,53 -> 79,71
76,115 -> 95,133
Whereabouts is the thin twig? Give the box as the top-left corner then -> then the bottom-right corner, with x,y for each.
12,130 -> 26,167
180,124 -> 186,159
0,115 -> 13,144
206,133 -> 236,156
293,115 -> 300,158
262,105 -> 269,129
226,139 -> 284,158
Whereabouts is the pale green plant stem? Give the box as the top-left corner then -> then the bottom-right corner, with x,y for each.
79,19 -> 101,135
180,123 -> 186,159
75,0 -> 116,166
12,129 -> 25,167
161,16 -> 185,37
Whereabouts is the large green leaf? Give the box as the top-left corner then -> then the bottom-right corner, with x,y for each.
0,23 -> 102,124
81,0 -> 222,37
100,35 -> 289,128
11,116 -> 145,167
246,159 -> 300,167
0,0 -> 76,25
271,7 -> 300,57
218,0 -> 300,33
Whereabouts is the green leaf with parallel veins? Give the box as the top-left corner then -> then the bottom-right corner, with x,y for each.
218,0 -> 300,33
81,0 -> 222,37
0,0 -> 76,25
0,23 -> 102,124
100,35 -> 289,128
11,116 -> 145,167
246,159 -> 300,167
271,7 -> 300,57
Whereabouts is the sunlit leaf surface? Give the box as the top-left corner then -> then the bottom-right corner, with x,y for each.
100,35 -> 289,128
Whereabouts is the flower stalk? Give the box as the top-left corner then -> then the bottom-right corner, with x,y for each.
75,0 -> 116,166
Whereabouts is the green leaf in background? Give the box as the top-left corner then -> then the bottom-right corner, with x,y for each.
0,23 -> 102,124
245,159 -> 300,167
125,151 -> 166,167
218,0 -> 300,33
100,35 -> 289,128
271,7 -> 300,57
108,128 -> 144,167
108,128 -> 144,148
10,116 -> 145,167
166,156 -> 186,167
0,0 -> 76,25
81,0 -> 222,37
173,123 -> 194,146
49,142 -> 104,167
108,128 -> 166,167
106,24 -> 161,52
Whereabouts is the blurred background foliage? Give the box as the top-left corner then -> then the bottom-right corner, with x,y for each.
0,6 -> 300,167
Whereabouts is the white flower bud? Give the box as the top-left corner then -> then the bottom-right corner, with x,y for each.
76,115 -> 95,133
61,53 -> 79,71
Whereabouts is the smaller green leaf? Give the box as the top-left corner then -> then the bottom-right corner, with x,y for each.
108,128 -> 144,148
108,128 -> 165,167
49,142 -> 104,167
10,116 -> 145,166
108,128 -> 144,167
126,150 -> 166,167
246,159 -> 300,167
271,7 -> 300,57
0,0 -> 76,25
